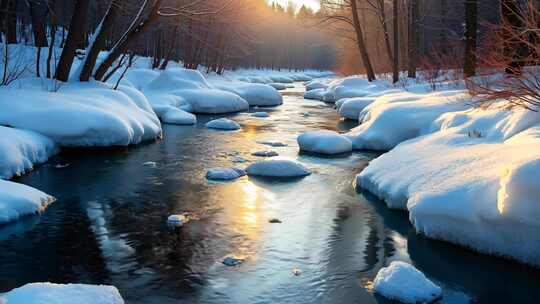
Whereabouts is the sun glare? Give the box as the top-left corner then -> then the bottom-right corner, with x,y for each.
269,0 -> 320,12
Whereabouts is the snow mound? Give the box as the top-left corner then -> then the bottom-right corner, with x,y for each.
357,104 -> 540,265
268,76 -> 294,83
0,80 -> 162,147
304,88 -> 326,100
2,282 -> 124,304
251,112 -> 270,118
206,167 -> 246,180
305,81 -> 328,91
373,261 -> 441,304
158,106 -> 196,125
297,131 -> 352,155
205,118 -> 241,130
215,83 -> 283,106
268,83 -> 288,90
347,90 -> 470,150
0,126 -> 57,179
0,180 -> 55,224
246,159 -> 311,178
180,89 -> 249,114
337,97 -> 377,120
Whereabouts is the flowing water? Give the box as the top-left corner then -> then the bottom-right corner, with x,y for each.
2,84 -> 540,303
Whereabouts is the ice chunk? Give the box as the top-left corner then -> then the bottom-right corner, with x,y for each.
298,130 -> 352,155
1,282 -> 124,304
373,261 -> 441,304
205,118 -> 241,130
246,159 -> 311,178
0,180 -> 55,225
206,167 -> 246,180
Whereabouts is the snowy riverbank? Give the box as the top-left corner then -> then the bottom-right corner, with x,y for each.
304,73 -> 540,266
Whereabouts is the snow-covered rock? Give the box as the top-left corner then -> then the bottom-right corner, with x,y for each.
251,151 -> 279,157
0,126 -> 57,179
246,159 -> 311,178
205,118 -> 241,130
304,88 -> 325,100
206,167 -> 246,180
268,75 -> 294,83
176,89 -> 249,114
1,282 -> 124,304
0,180 -> 55,225
297,130 -> 352,155
357,104 -> 540,266
157,106 -> 196,125
0,80 -> 162,147
215,83 -> 283,106
251,112 -> 270,118
268,83 -> 288,90
373,261 -> 442,304
167,214 -> 189,227
347,90 -> 470,150
305,81 -> 328,91
337,97 -> 376,120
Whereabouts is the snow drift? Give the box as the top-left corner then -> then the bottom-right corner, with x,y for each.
0,180 -> 56,225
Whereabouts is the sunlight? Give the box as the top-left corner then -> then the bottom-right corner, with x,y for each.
269,0 -> 320,11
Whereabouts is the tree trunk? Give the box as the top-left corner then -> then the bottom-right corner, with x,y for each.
29,1 -> 48,47
440,0 -> 447,54
408,0 -> 419,78
6,0 -> 17,44
392,0 -> 399,83
79,0 -> 119,81
46,0 -> 57,79
93,0 -> 163,81
501,0 -> 526,75
350,0 -> 376,81
55,0 -> 90,82
463,0 -> 477,77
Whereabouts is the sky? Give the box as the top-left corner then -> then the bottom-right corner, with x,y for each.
268,0 -> 321,12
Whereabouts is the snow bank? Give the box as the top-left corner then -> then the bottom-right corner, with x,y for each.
206,167 -> 246,181
142,69 -> 249,114
357,104 -> 540,265
205,118 -> 241,130
297,131 -> 352,155
214,83 -> 283,106
156,106 -> 196,125
373,261 -> 441,304
0,180 -> 55,225
1,282 -> 124,304
337,97 -> 375,120
1,80 -> 162,147
246,159 -> 311,178
0,127 -> 57,179
347,90 -> 470,150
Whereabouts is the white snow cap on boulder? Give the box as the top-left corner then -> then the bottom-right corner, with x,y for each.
246,159 -> 311,178
1,282 -> 125,304
205,118 -> 241,130
206,167 -> 246,180
297,130 -> 352,155
216,83 -> 283,106
0,180 -> 56,225
373,261 -> 442,304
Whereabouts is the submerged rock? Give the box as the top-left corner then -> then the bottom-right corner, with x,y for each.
251,112 -> 270,118
257,140 -> 287,147
268,218 -> 282,223
251,151 -> 279,157
246,159 -> 311,178
206,167 -> 246,181
222,256 -> 245,266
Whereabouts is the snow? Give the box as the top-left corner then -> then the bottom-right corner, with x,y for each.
346,90 -> 470,150
268,83 -> 287,90
0,126 -> 57,179
246,159 -> 311,178
205,118 -> 241,130
251,151 -> 279,157
373,261 -> 441,304
206,167 -> 246,180
1,79 -> 162,147
304,88 -> 326,100
305,80 -> 328,91
357,103 -> 540,266
251,112 -> 270,118
214,82 -> 283,106
0,180 -> 55,225
297,130 -> 352,155
337,97 -> 377,120
1,282 -> 124,304
158,106 -> 196,125
167,214 -> 189,227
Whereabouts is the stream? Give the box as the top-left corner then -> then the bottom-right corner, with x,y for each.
2,83 -> 540,303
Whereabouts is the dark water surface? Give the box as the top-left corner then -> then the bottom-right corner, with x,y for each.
2,84 -> 540,303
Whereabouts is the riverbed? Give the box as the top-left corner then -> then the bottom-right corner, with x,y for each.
2,83 -> 540,303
